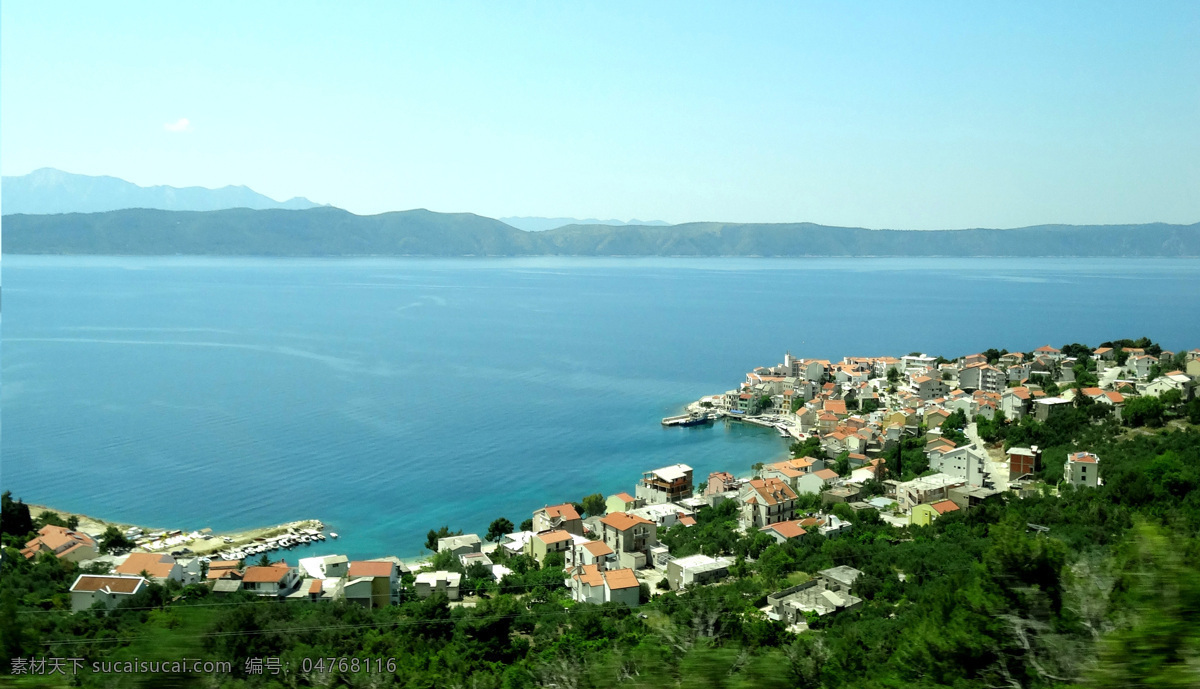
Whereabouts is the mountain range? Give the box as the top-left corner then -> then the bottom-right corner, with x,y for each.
500,217 -> 670,232
1,168 -> 324,215
4,207 -> 1198,257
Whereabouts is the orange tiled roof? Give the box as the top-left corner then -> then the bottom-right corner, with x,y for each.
600,513 -> 654,531
348,561 -> 393,578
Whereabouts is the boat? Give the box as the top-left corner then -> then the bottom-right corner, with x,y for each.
661,411 -> 714,427
330,532 -> 339,539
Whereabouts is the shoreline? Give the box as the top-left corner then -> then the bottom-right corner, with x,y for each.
27,503 -> 327,558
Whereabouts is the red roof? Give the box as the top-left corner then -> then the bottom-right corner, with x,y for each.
536,529 -> 574,545
348,561 -> 394,578
760,520 -> 807,539
930,500 -> 960,515
600,512 -> 654,531
541,503 -> 581,520
242,566 -> 290,584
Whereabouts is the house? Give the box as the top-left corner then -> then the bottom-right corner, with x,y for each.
69,575 -> 147,612
1065,451 -> 1100,488
524,529 -> 574,566
1128,355 -> 1158,379
1007,446 -> 1041,480
766,567 -> 864,623
206,560 -> 243,581
567,539 -> 616,571
1034,397 -> 1074,421
115,552 -> 183,584
947,484 -> 1002,512
460,551 -> 493,570
910,375 -> 949,401
665,554 -> 733,591
794,468 -> 839,496
437,534 -> 482,557
21,525 -> 99,563
705,472 -> 739,496
604,492 -> 641,514
1142,373 -> 1196,400
822,486 -> 861,505
635,464 -> 694,504
532,503 -> 584,536
739,478 -> 799,528
924,408 -> 952,429
1001,387 -> 1035,420
343,560 -> 397,608
896,473 -> 966,511
599,512 -> 657,569
568,565 -> 641,607
414,571 -> 461,600
928,444 -> 988,488
959,363 -> 1005,393
629,503 -> 691,528
760,456 -> 823,491
759,520 -> 808,544
798,514 -> 853,538
241,563 -> 300,598
909,499 -> 960,526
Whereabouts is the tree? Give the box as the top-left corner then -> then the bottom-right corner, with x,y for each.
486,518 -> 514,543
0,491 -> 34,545
1125,395 -> 1165,428
860,398 -> 881,414
749,394 -> 772,415
425,526 -> 462,552
790,436 -> 822,459
99,525 -> 134,554
833,452 -> 851,477
519,518 -> 533,532
581,493 -> 606,518
887,367 -> 901,384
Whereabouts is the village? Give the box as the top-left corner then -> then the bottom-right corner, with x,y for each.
19,342 -> 1200,631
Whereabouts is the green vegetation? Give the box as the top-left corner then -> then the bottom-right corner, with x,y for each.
4,349 -> 1200,687
485,518 -> 514,543
580,493 -> 606,518
6,414 -> 1199,686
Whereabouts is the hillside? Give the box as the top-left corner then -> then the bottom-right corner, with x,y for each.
1,168 -> 324,215
3,207 -> 1199,256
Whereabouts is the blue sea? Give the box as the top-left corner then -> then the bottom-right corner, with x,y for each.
3,256 -> 1199,559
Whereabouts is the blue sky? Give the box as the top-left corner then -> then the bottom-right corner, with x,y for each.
3,2 -> 1198,228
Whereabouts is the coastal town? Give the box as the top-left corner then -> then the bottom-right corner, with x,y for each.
12,340 -> 1200,632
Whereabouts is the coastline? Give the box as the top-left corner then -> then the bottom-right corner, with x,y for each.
27,503 -> 327,558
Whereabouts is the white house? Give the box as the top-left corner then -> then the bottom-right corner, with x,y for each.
928,444 -> 988,488
70,575 -> 146,612
414,571 -> 462,600
1065,451 -> 1100,488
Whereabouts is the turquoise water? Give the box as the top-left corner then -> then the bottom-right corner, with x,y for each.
3,256 -> 1199,558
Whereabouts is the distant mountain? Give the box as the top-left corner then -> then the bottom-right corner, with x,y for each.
500,216 -> 670,232
1,168 -> 324,215
4,208 -> 1199,257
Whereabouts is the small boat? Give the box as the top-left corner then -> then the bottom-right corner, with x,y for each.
316,533 -> 326,541
661,411 -> 714,427
330,532 -> 339,539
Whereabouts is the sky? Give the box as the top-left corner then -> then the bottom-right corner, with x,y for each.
2,2 -> 1198,229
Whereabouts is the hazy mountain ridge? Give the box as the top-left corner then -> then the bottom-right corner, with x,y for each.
500,216 -> 671,232
4,208 -> 1199,257
1,168 -> 324,214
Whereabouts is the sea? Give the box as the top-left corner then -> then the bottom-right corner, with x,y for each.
3,256 -> 1199,559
